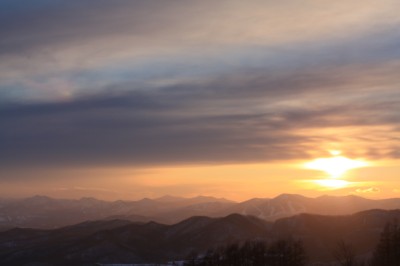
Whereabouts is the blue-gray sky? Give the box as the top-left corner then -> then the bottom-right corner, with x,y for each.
1,0 -> 400,199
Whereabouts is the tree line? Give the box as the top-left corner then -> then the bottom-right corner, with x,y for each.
184,220 -> 400,266
185,239 -> 306,266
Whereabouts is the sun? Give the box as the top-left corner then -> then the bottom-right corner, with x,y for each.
304,152 -> 368,179
314,179 -> 350,189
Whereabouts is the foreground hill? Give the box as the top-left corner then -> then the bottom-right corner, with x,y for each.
1,210 -> 400,265
0,214 -> 271,265
2,194 -> 400,229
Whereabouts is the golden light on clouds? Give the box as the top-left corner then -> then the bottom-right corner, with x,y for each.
1,0 -> 400,201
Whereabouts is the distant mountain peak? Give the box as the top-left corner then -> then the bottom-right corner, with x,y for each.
154,195 -> 185,202
28,195 -> 52,200
139,197 -> 153,202
24,195 -> 54,203
192,195 -> 234,202
274,193 -> 309,200
79,197 -> 101,202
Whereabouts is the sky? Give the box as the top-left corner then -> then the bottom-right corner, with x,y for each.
1,0 -> 400,201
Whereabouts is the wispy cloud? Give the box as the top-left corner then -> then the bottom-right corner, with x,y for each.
1,62 -> 399,168
1,0 -> 400,174
355,187 -> 380,193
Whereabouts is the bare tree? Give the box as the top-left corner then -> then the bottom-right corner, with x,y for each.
194,239 -> 307,266
334,240 -> 357,266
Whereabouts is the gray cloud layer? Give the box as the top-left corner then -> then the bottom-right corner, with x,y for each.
1,0 -> 400,169
1,62 -> 400,168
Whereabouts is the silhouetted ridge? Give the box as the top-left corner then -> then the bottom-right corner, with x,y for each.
3,194 -> 400,230
2,210 -> 400,264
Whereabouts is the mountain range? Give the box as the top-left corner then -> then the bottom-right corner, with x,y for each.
1,209 -> 400,265
2,194 -> 400,230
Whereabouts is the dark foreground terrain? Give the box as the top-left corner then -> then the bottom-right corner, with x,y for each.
1,209 -> 400,265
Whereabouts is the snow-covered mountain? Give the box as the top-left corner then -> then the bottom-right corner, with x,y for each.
221,194 -> 400,220
2,194 -> 400,229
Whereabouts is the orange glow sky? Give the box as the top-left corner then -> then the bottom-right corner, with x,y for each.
2,158 -> 400,201
1,0 -> 400,200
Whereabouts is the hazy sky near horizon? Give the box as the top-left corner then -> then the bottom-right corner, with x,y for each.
1,0 -> 400,200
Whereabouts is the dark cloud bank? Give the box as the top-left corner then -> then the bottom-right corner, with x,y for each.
1,0 -> 400,169
1,66 -> 400,168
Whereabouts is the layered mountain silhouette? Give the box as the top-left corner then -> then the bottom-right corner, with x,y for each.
2,194 -> 400,229
1,210 -> 400,265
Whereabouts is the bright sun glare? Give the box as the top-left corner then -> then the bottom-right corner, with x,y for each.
314,179 -> 350,189
305,151 -> 368,179
302,151 -> 369,190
